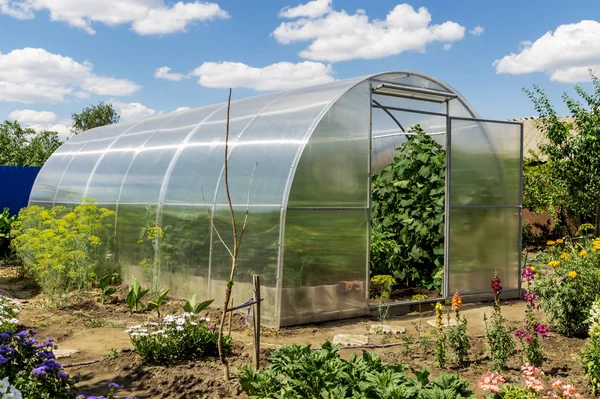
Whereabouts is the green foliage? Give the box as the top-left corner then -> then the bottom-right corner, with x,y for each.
533,237 -> 600,337
433,303 -> 447,369
523,72 -> 600,227
147,288 -> 170,318
127,313 -> 229,366
0,208 -> 16,259
71,101 -> 119,135
371,125 -> 445,291
582,336 -> 600,395
138,224 -> 168,296
11,200 -> 115,302
238,341 -> 473,399
447,317 -> 470,367
183,294 -> 214,314
484,311 -> 516,371
370,274 -> 395,298
126,276 -> 149,313
98,273 -> 118,305
0,120 -> 62,167
490,385 -> 537,399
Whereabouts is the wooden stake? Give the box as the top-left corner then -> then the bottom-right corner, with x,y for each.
252,274 -> 261,370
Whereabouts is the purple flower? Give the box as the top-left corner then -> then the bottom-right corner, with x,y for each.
524,292 -> 536,309
58,371 -> 68,379
29,329 -> 38,335
537,323 -> 549,338
0,333 -> 9,340
522,267 -> 535,281
32,366 -> 47,377
108,382 -> 119,389
208,325 -> 216,331
0,355 -> 7,365
16,331 -> 28,338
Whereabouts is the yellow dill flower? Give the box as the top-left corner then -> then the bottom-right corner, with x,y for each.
530,266 -> 536,272
568,271 -> 577,279
547,240 -> 556,246
548,260 -> 560,268
88,235 -> 101,246
560,252 -> 569,260
580,250 -> 588,257
556,238 -> 564,244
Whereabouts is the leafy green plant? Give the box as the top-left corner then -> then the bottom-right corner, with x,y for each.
138,225 -> 168,296
98,273 -> 119,305
126,313 -> 229,366
582,300 -> 600,395
484,274 -> 515,371
183,294 -> 214,314
371,124 -> 445,291
433,303 -> 447,369
0,208 -> 16,259
11,200 -> 115,303
238,341 -> 473,398
447,292 -> 470,367
126,276 -> 149,313
147,288 -> 170,318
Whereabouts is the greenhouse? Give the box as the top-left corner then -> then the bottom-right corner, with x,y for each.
29,71 -> 523,327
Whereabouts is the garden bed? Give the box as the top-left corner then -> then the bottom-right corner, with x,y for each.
0,264 -> 592,398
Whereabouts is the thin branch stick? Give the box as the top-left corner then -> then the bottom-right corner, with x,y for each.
224,88 -> 238,276
200,186 -> 233,259
238,162 -> 258,244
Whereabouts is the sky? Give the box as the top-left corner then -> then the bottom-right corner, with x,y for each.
1,0 -> 599,139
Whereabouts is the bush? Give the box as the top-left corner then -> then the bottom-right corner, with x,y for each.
239,341 -> 473,398
126,313 -> 230,366
0,330 -> 78,398
11,200 -> 115,301
0,208 -> 16,259
0,295 -> 20,332
533,237 -> 600,337
371,125 -> 445,291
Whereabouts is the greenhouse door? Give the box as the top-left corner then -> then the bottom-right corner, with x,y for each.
446,117 -> 523,297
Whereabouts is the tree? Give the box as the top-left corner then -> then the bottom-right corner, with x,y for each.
524,70 -> 600,234
0,121 -> 61,167
71,101 -> 120,134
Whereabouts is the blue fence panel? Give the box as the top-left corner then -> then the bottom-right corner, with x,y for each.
0,166 -> 41,215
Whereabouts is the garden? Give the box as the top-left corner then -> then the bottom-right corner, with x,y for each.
1,75 -> 600,399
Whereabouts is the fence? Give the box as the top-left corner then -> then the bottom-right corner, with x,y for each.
0,166 -> 41,215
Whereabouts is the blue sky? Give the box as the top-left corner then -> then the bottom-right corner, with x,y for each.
1,0 -> 599,138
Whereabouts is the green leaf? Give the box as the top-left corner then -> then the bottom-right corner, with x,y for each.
195,299 -> 214,313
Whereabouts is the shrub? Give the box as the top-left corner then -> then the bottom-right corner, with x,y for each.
0,295 -> 19,332
0,330 -> 78,398
371,125 -> 445,291
238,342 -> 474,398
533,236 -> 600,337
126,313 -> 230,366
0,208 -> 16,259
11,200 -> 115,301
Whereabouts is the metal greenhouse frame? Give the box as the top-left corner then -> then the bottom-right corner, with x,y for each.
30,71 -> 524,327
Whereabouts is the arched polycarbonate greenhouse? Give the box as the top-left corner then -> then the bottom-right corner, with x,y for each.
30,72 -> 524,327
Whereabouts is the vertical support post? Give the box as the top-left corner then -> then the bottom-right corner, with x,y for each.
443,102 -> 451,299
518,122 -> 524,293
366,83 -> 373,303
252,274 -> 261,370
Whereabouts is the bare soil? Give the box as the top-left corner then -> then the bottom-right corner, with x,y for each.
0,265 -> 592,398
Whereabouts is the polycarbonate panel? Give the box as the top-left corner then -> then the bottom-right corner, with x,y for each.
448,207 -> 520,293
116,203 -> 157,283
118,149 -> 177,203
29,155 -> 72,203
111,132 -> 155,150
288,81 -> 370,208
86,152 -> 136,203
206,92 -> 284,123
209,206 -> 280,324
160,104 -> 224,130
372,93 -> 447,114
141,127 -> 192,148
281,209 -> 368,325
54,153 -> 102,203
374,73 -> 450,92
67,123 -> 132,143
163,119 -> 250,205
214,101 -> 331,206
159,205 -> 212,300
450,120 -> 521,206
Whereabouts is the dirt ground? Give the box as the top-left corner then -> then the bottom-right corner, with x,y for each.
0,265 -> 591,398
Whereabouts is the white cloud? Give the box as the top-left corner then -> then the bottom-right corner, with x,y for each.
9,109 -> 56,123
279,0 -> 331,19
173,106 -> 191,112
155,66 -> 188,81
272,3 -> 465,62
111,101 -> 156,121
192,61 -> 335,90
0,47 -> 141,103
31,122 -> 71,140
493,20 -> 600,83
443,43 -> 452,51
470,26 -> 484,36
0,0 -> 229,35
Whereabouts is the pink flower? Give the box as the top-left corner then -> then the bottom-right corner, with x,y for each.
523,267 -> 535,281
537,323 -> 550,338
479,371 -> 505,392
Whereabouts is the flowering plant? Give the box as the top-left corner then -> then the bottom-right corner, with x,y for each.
0,295 -> 19,332
484,272 -> 515,371
126,312 -> 231,365
447,292 -> 470,366
0,329 -> 78,398
533,234 -> 600,337
433,302 -> 447,368
582,299 -> 600,394
0,377 -> 22,399
515,268 -> 547,367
